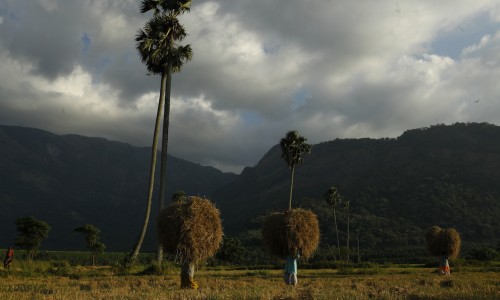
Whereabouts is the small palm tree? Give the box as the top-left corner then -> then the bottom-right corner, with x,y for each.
125,0 -> 192,267
280,130 -> 311,210
324,187 -> 342,261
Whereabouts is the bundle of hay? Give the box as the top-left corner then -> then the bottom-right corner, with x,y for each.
262,208 -> 320,259
425,225 -> 442,255
157,196 -> 223,264
425,226 -> 461,259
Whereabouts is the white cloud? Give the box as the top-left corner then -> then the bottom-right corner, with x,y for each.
179,1 -> 319,117
463,35 -> 492,56
490,3 -> 500,22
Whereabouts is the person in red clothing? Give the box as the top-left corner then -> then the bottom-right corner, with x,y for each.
3,247 -> 13,269
439,255 -> 450,275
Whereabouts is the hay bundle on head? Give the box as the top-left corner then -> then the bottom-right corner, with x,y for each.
439,228 -> 461,259
262,208 -> 320,259
426,225 -> 442,255
426,226 -> 461,259
262,212 -> 287,258
157,196 -> 223,264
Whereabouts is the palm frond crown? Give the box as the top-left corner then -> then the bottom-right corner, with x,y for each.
140,0 -> 192,15
323,187 -> 342,207
135,12 -> 192,75
280,130 -> 312,169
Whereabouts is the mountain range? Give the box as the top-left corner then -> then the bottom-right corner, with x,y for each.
1,123 -> 499,253
213,122 -> 500,251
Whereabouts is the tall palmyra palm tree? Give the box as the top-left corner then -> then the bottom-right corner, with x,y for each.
324,186 -> 342,261
125,0 -> 192,267
280,130 -> 312,210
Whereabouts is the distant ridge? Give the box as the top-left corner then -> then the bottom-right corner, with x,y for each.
0,125 -> 237,251
212,123 -> 500,249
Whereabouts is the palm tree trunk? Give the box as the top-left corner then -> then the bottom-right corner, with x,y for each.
126,73 -> 167,266
157,65 -> 173,266
357,230 -> 360,262
346,209 -> 350,262
333,206 -> 341,261
288,166 -> 295,210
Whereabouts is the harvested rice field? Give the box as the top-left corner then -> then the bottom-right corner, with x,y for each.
0,264 -> 498,299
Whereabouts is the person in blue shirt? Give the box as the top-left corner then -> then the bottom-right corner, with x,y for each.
284,252 -> 300,285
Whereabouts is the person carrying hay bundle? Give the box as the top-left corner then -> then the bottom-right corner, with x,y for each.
425,226 -> 461,275
157,196 -> 223,289
439,255 -> 450,275
3,247 -> 13,269
262,208 -> 320,286
284,252 -> 300,285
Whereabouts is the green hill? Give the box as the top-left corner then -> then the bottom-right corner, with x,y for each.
213,123 -> 500,251
2,123 -> 499,255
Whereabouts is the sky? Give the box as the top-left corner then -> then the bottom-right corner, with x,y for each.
0,0 -> 499,173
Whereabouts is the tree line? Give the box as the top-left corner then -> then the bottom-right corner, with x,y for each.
11,216 -> 105,266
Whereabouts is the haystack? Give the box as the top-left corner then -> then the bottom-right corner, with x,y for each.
157,196 -> 223,264
439,228 -> 461,259
262,208 -> 320,259
426,225 -> 442,256
426,226 -> 461,259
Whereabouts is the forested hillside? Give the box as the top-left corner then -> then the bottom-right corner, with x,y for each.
213,123 -> 500,252
0,125 -> 236,251
2,123 -> 499,255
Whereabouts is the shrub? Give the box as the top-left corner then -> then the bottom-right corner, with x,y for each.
468,247 -> 499,261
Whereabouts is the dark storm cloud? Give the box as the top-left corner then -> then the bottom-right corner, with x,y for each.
0,0 -> 151,103
1,1 -> 82,79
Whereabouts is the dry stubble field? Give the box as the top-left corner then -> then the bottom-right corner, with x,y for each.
0,265 -> 499,299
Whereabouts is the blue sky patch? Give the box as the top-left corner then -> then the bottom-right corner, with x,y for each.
431,12 -> 499,59
292,88 -> 310,110
81,33 -> 91,53
241,110 -> 262,125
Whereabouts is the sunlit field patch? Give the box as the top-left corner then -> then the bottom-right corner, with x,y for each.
0,262 -> 498,299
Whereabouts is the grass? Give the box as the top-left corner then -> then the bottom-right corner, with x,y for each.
0,261 -> 498,299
